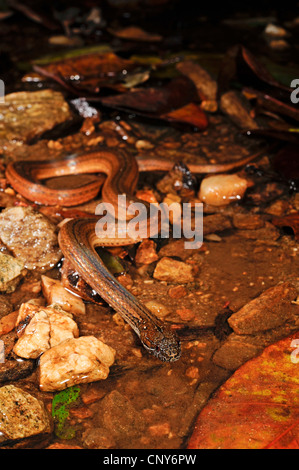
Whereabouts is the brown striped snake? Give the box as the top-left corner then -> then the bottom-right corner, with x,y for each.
6,147 -> 266,361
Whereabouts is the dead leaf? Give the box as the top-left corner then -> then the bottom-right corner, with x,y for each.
241,46 -> 290,93
34,52 -> 146,95
176,60 -> 218,112
245,87 -> 299,122
7,0 -> 58,30
100,76 -> 207,128
101,76 -> 197,114
188,333 -> 299,449
218,45 -> 291,103
0,10 -> 13,21
161,102 -> 208,130
245,128 -> 299,145
108,25 -> 162,42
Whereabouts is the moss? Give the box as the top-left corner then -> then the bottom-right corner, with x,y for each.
52,385 -> 80,440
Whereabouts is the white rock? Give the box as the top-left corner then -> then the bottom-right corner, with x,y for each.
264,23 -> 289,37
13,310 -> 51,359
14,304 -> 79,359
39,336 -> 116,391
41,275 -> 85,315
198,174 -> 249,206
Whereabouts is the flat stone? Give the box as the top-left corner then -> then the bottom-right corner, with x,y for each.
232,213 -> 265,230
0,385 -> 52,446
228,282 -> 298,335
0,206 -> 62,271
101,390 -> 145,439
236,221 -> 280,241
153,256 -> 194,284
158,239 -> 192,261
203,213 -> 232,235
0,252 -> 26,293
212,334 -> 261,370
135,239 -> 159,264
0,89 -> 72,145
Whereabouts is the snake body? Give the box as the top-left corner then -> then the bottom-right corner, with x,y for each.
5,147 -> 265,362
58,217 -> 181,362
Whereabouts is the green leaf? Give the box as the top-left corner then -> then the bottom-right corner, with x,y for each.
260,58 -> 299,87
33,44 -> 113,66
97,248 -> 125,275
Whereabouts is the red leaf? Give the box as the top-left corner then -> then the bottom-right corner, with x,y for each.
161,102 -> 208,130
34,52 -> 139,95
100,76 -> 207,128
188,333 -> 299,449
101,76 -> 198,115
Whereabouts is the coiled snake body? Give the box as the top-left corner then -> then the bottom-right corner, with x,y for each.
6,147 -> 265,361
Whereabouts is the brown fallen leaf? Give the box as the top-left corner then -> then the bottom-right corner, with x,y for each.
272,212 -> 299,240
241,46 -> 291,94
220,90 -> 258,130
218,44 -> 291,101
245,87 -> 299,123
0,10 -> 13,21
176,60 -> 218,112
188,333 -> 299,449
108,25 -> 162,42
101,76 -> 197,114
101,76 -> 207,128
34,52 -> 146,95
161,102 -> 208,130
7,0 -> 58,30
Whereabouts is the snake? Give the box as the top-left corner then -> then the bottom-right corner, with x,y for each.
5,146 -> 266,362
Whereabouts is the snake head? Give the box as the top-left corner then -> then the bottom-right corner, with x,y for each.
139,323 -> 181,362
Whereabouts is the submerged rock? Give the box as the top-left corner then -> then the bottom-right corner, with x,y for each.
213,282 -> 299,370
0,206 -> 62,271
13,303 -> 79,359
228,282 -> 298,334
0,385 -> 52,447
0,89 -> 71,145
198,174 -> 249,206
41,275 -> 86,315
153,256 -> 195,284
39,336 -> 116,392
100,390 -> 145,439
0,252 -> 26,293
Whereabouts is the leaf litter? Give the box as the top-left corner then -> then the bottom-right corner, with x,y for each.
0,3 -> 298,450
